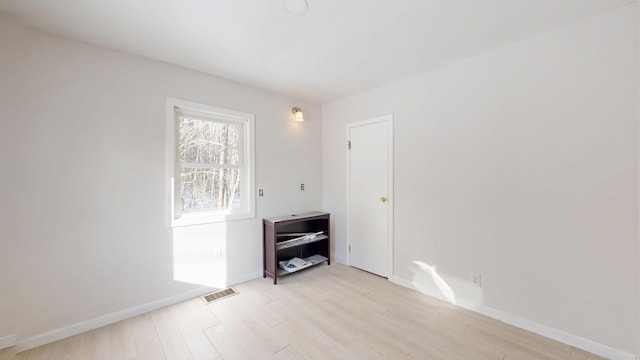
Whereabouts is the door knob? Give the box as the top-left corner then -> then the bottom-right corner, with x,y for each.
379,196 -> 388,203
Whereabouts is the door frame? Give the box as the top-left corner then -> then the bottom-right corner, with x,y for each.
346,114 -> 394,278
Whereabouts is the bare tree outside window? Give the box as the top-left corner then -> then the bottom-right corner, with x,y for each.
168,98 -> 254,226
178,116 -> 242,213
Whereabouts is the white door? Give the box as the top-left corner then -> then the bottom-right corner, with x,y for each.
347,115 -> 393,278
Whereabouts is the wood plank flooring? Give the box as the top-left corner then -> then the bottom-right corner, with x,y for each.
0,263 -> 604,359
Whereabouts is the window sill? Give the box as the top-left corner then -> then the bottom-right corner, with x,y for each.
171,211 -> 255,227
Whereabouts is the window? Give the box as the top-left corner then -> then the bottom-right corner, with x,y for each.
167,98 -> 255,226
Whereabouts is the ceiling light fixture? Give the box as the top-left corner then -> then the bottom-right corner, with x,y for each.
292,107 -> 304,122
281,0 -> 308,16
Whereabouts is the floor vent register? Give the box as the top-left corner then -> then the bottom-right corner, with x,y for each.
202,288 -> 238,303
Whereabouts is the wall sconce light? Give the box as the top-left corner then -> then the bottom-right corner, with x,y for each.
292,107 -> 304,122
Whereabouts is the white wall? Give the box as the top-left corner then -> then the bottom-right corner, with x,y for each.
323,5 -> 638,355
0,14 -> 322,345
0,15 -> 23,347
637,2 -> 640,354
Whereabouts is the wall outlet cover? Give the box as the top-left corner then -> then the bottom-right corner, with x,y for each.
471,273 -> 481,287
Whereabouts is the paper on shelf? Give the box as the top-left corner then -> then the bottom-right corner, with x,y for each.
279,257 -> 312,273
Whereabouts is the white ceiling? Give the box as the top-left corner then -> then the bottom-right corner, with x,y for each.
0,0 -> 633,104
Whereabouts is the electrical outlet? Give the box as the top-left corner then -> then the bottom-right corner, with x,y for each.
471,272 -> 481,287
300,183 -> 305,191
213,248 -> 223,260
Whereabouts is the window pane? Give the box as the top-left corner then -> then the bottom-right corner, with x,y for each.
178,117 -> 240,165
180,167 -> 241,213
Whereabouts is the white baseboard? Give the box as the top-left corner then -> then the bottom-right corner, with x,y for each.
390,275 -> 637,360
15,286 -> 215,352
333,255 -> 346,264
226,270 -> 262,286
15,268 -> 266,353
0,334 -> 16,350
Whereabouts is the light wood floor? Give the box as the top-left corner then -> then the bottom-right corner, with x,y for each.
0,263 -> 603,360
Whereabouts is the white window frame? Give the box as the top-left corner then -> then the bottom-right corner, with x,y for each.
166,98 -> 255,227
